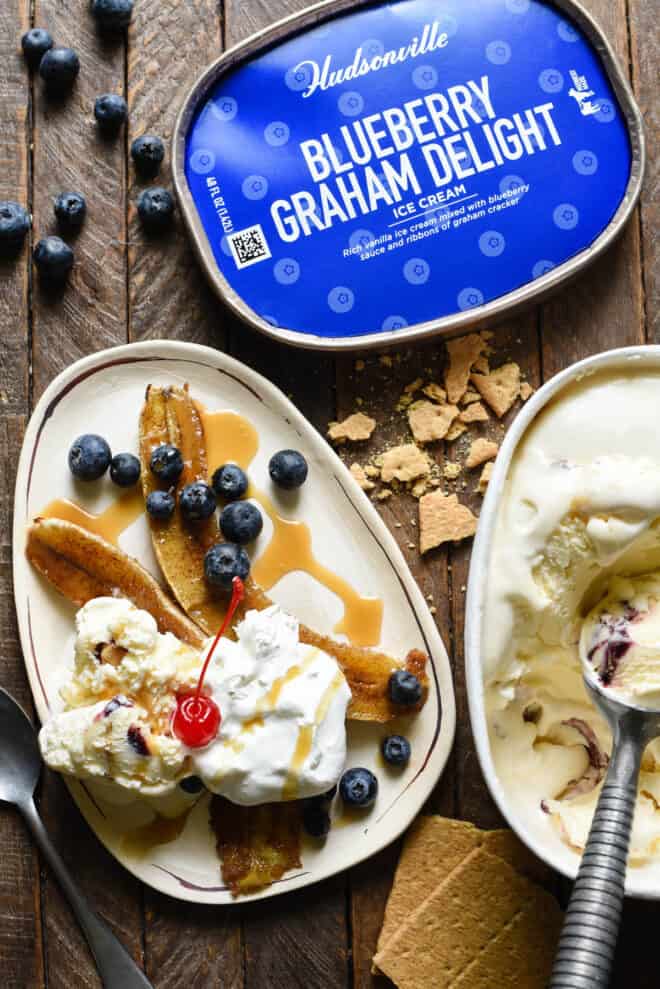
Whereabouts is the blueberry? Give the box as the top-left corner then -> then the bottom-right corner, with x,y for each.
339,768 -> 378,809
211,463 -> 248,502
94,93 -> 127,133
54,191 -> 86,231
0,201 -> 31,253
146,490 -> 175,521
109,452 -> 141,487
381,735 -> 411,768
137,187 -> 174,232
149,444 -> 183,485
33,236 -> 74,281
39,47 -> 80,94
179,775 -> 205,794
131,134 -> 165,177
303,801 -> 331,838
180,481 -> 217,522
388,670 -> 422,707
91,0 -> 134,33
204,542 -> 250,592
269,449 -> 308,490
219,501 -> 263,544
68,434 -> 111,481
21,28 -> 54,68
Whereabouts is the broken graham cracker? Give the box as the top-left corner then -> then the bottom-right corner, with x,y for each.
444,333 -> 488,404
477,461 -> 493,494
471,362 -> 521,418
408,400 -> 459,443
422,382 -> 447,403
445,419 -> 467,442
419,491 -> 477,552
380,444 -> 430,484
458,401 -> 488,424
374,848 -> 562,989
465,437 -> 499,470
349,463 -> 375,492
327,412 -> 376,443
520,381 -> 534,401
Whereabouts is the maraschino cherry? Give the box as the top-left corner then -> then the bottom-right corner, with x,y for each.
172,576 -> 244,748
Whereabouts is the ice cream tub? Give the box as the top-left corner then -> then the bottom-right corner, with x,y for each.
466,346 -> 660,899
173,0 -> 644,350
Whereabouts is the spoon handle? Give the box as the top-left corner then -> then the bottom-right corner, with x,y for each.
548,730 -> 642,989
19,797 -> 153,989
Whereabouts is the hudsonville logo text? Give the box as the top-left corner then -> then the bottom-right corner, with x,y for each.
294,21 -> 449,99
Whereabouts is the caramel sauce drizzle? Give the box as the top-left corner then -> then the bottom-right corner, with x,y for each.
42,489 -> 144,546
281,669 -> 345,801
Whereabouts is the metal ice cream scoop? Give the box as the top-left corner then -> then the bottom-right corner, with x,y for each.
548,647 -> 660,987
0,688 -> 153,989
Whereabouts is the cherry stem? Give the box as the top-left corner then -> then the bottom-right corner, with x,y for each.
194,576 -> 245,700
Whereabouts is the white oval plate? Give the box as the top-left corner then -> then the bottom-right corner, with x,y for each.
466,345 -> 660,899
13,340 -> 455,904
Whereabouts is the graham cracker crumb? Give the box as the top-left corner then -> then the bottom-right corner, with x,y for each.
404,377 -> 424,394
422,382 -> 447,404
354,359 -> 365,372
411,478 -> 429,498
443,461 -> 462,480
364,465 -> 380,479
460,389 -> 481,405
519,381 -> 534,401
471,362 -> 521,418
477,462 -> 494,494
446,420 -> 467,442
408,401 -> 459,444
473,355 -> 490,375
380,444 -> 431,484
466,437 -> 499,469
419,491 -> 478,552
327,412 -> 376,443
376,489 -> 393,501
459,402 -> 489,424
445,333 -> 488,404
379,355 -> 393,367
349,463 -> 375,492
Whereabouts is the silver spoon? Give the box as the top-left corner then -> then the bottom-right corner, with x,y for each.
548,675 -> 660,987
0,688 -> 154,989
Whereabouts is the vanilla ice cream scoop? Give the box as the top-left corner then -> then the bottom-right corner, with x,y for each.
580,574 -> 660,709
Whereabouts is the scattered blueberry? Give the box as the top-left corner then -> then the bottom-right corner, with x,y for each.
146,490 -> 175,521
91,0 -> 134,33
179,481 -> 217,522
68,434 -> 111,481
33,236 -> 74,281
179,775 -> 205,795
269,449 -> 308,490
219,501 -> 263,544
94,93 -> 127,133
39,47 -> 80,94
204,542 -> 250,592
303,801 -> 331,838
137,187 -> 174,232
0,201 -> 31,253
54,191 -> 86,231
109,452 -> 141,487
388,670 -> 422,707
211,463 -> 248,502
149,443 -> 183,485
339,768 -> 378,809
381,735 -> 411,768
21,28 -> 54,68
130,134 -> 165,177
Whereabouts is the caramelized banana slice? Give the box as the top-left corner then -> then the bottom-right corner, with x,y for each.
26,517 -> 205,649
139,385 -> 429,722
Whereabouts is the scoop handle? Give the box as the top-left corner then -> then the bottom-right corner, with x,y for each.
548,729 -> 642,989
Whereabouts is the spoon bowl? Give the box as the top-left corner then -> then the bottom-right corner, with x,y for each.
0,688 -> 42,805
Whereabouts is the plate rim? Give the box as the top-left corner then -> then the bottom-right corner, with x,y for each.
12,338 -> 456,904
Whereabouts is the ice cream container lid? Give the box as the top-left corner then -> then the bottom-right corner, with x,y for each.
173,0 -> 644,351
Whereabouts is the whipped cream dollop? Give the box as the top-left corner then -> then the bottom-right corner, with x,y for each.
39,597 -> 351,804
484,367 -> 660,861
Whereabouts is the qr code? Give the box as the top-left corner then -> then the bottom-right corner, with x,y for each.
228,224 -> 272,270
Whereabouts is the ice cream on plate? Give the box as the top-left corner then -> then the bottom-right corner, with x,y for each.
40,596 -> 351,804
484,366 -> 660,861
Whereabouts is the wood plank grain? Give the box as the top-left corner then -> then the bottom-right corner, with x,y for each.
629,0 -> 659,343
125,1 -> 242,984
0,3 -> 44,987
30,3 -> 142,987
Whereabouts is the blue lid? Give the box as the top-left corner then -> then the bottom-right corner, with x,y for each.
178,0 -> 642,348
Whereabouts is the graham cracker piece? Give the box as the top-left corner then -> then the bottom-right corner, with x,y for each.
465,438 -> 499,469
473,355 -> 490,375
445,333 -> 487,404
349,463 -> 375,492
520,381 -> 534,401
404,377 -> 424,394
408,401 -> 459,443
422,382 -> 447,403
419,491 -> 477,552
374,848 -> 562,989
477,462 -> 493,494
460,388 -> 481,405
443,461 -> 462,480
471,362 -> 521,418
459,402 -> 489,424
380,444 -> 430,484
446,420 -> 467,442
327,412 -> 376,443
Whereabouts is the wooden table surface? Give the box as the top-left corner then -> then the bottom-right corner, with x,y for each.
0,0 -> 657,986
